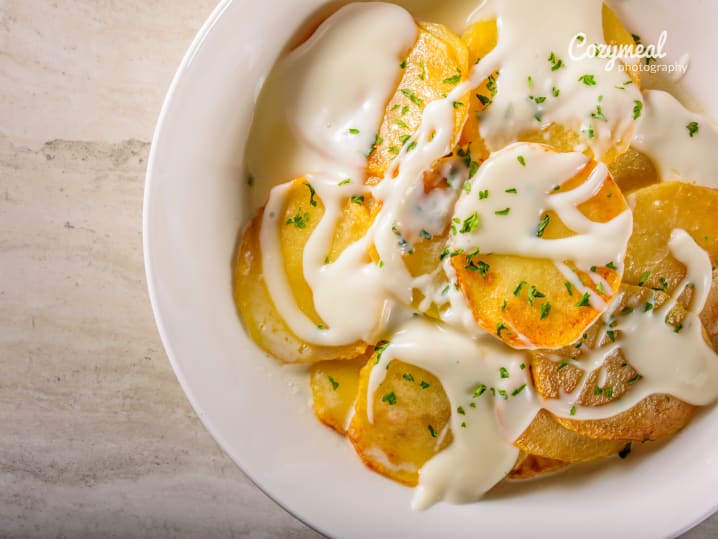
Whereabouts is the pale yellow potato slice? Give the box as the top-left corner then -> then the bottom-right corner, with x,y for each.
348,355 -> 452,486
233,178 -> 372,363
624,182 -> 718,294
367,22 -> 470,181
310,356 -> 368,434
515,410 -> 628,463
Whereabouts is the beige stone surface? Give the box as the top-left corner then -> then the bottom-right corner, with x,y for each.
0,1 -> 716,538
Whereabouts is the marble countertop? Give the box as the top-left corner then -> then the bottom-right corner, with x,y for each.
0,1 -> 715,537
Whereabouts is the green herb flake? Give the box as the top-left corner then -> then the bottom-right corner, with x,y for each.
520,363 -> 526,370
606,261 -> 617,270
536,214 -> 550,238
527,285 -> 545,306
517,155 -> 526,166
382,392 -> 397,405
496,322 -> 507,337
633,100 -> 643,120
557,361 -> 570,371
495,207 -> 511,216
328,376 -> 339,391
607,329 -> 616,342
512,384 -> 527,397
627,374 -> 643,385
402,373 -> 415,382
399,58 -> 407,69
540,302 -> 552,320
505,187 -> 518,194
338,178 -> 351,186
548,51 -> 564,71
443,71 -> 462,85
578,74 -> 597,86
286,211 -> 310,229
499,367 -> 510,379
570,405 -> 577,416
400,88 -> 424,107
453,101 -> 465,109
479,189 -> 489,200
576,292 -> 591,308
687,121 -> 700,138
477,93 -> 492,106
473,384 -> 487,397
457,406 -> 466,415
428,425 -> 437,438
514,281 -> 528,297
460,212 -> 480,234
351,194 -> 364,205
552,87 -> 561,98
420,381 -> 431,389
564,281 -> 573,296
638,271 -> 651,286
395,118 -> 410,130
466,260 -> 490,276
305,183 -> 318,207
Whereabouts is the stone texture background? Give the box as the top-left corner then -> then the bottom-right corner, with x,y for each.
0,1 -> 714,537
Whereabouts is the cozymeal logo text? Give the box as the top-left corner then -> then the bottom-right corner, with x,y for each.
568,30 -> 685,75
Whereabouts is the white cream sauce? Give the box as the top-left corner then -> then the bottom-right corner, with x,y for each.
632,90 -> 718,189
450,142 -> 632,284
246,3 -> 418,212
247,0 -> 718,510
366,318 -> 536,510
460,0 -> 642,159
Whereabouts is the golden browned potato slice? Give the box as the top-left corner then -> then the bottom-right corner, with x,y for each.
624,182 -> 718,293
367,22 -> 470,181
233,178 -> 372,363
310,356 -> 368,434
460,4 -> 639,162
509,453 -> 569,480
608,148 -> 659,193
703,269 -> 718,350
348,355 -> 452,486
515,410 -> 628,463
532,284 -> 697,441
453,158 -> 628,349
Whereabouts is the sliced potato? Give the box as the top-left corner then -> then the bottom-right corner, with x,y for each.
453,158 -> 628,349
514,410 -> 628,463
532,284 -> 697,441
367,22 -> 470,181
310,356 -> 368,434
624,182 -> 718,293
509,453 -> 569,480
608,147 -> 659,193
233,178 -> 372,363
348,356 -> 452,486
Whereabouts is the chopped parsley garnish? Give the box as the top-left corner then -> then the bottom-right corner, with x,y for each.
460,212 -> 480,234
286,210 -> 309,229
520,363 -> 526,370
591,102 -> 607,122
338,178 -> 351,187
419,229 -> 433,241
495,208 -> 511,216
348,128 -> 360,135
582,124 -> 596,139
400,88 -> 424,107
633,100 -> 643,120
607,330 -> 616,342
395,118 -> 410,130
382,392 -> 397,405
399,59 -> 407,69
658,277 -> 669,292
466,260 -> 490,276
428,425 -> 437,438
366,134 -> 383,157
674,323 -> 684,334
351,195 -> 364,205
501,299 -> 508,311
540,302 -> 552,320
477,93 -> 492,106
529,95 -> 547,104
643,302 -> 654,312
505,187 -> 518,194
548,51 -> 564,71
453,101 -> 465,109
578,74 -> 597,86
627,374 -> 643,385
564,281 -> 574,296
512,384 -> 527,397
576,292 -> 591,308
557,361 -> 570,371
305,183 -> 318,207
418,60 -> 426,80
536,214 -> 550,238
473,384 -> 487,397
374,341 -> 390,363
527,285 -> 545,306
496,389 -> 509,400
469,161 -> 480,178
479,189 -> 489,200
420,381 -> 430,389
457,406 -> 466,415
443,70 -> 462,85
621,307 -> 634,316
328,376 -> 339,391
402,373 -> 415,382
687,121 -> 699,137
570,405 -> 577,416
513,281 -> 528,297
499,367 -> 509,379
638,271 -> 651,286
486,74 -> 497,95
606,261 -> 617,270
552,87 -> 561,98
517,155 -> 526,166
496,322 -> 507,337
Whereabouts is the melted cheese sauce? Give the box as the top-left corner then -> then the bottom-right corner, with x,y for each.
244,1 -> 718,509
632,90 -> 718,189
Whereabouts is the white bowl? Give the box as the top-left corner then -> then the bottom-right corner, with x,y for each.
144,1 -> 718,537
